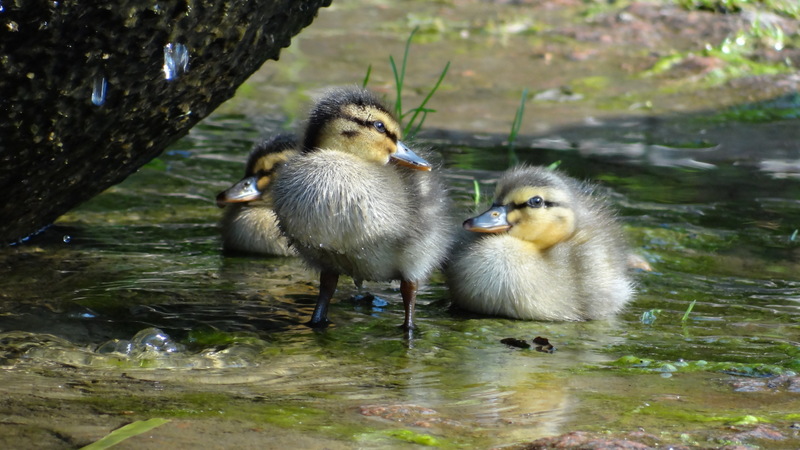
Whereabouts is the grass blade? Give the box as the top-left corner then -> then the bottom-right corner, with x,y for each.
362,64 -> 372,88
391,27 -> 419,120
473,179 -> 481,207
507,89 -> 529,167
403,61 -> 450,138
508,88 -> 528,151
681,300 -> 697,322
81,418 -> 170,450
390,55 -> 402,119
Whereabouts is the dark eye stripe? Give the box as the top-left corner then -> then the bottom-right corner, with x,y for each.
343,114 -> 397,142
504,200 -> 559,210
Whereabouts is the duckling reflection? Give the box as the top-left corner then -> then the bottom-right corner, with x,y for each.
447,166 -> 634,321
271,87 -> 452,330
216,134 -> 298,256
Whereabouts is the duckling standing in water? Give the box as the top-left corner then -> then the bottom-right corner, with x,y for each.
216,134 -> 298,256
447,166 -> 634,321
271,87 -> 452,330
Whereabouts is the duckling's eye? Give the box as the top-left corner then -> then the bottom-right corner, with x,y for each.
527,196 -> 545,208
373,121 -> 386,133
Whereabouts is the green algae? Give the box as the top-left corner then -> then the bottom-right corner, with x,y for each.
611,355 -> 797,376
709,92 -> 800,123
678,0 -> 800,19
76,389 -> 463,447
362,429 -> 442,447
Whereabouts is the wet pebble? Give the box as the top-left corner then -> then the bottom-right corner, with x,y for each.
728,375 -> 800,393
359,404 -> 463,429
516,430 -> 660,449
723,424 -> 787,442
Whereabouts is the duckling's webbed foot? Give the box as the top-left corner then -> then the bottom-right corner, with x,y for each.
306,270 -> 339,328
400,279 -> 418,331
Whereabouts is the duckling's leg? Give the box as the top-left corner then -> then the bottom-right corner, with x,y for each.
308,269 -> 339,328
400,279 -> 417,330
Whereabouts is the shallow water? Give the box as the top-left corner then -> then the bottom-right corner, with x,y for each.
2,1 -> 800,448
2,112 -> 798,447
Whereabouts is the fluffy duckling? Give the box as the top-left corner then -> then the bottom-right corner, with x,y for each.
447,166 -> 634,321
216,134 -> 298,256
271,87 -> 452,330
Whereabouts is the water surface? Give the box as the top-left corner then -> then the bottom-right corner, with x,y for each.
2,0 -> 799,448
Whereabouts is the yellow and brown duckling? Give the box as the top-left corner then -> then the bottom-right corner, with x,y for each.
447,166 -> 634,321
271,87 -> 453,330
216,133 -> 298,256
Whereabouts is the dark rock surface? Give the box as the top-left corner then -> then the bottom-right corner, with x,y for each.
0,0 -> 331,244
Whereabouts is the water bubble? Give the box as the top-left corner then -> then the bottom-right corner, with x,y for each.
0,1 -> 4,13
163,43 -> 189,80
91,76 -> 107,106
131,327 -> 184,353
97,339 -> 134,355
62,234 -> 71,243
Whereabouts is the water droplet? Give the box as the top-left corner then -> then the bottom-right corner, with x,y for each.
0,1 -> 4,13
91,76 -> 107,106
163,43 -> 189,80
62,235 -> 71,243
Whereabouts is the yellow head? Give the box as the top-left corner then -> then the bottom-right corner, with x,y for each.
464,169 -> 577,250
303,87 -> 431,171
216,134 -> 297,207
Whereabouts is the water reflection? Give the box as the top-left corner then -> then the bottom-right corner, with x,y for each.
91,76 -> 107,106
163,42 -> 189,80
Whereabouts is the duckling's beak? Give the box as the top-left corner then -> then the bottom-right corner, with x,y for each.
463,205 -> 511,233
215,176 -> 262,208
390,141 -> 432,171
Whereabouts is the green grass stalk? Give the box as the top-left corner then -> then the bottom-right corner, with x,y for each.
682,300 -> 697,322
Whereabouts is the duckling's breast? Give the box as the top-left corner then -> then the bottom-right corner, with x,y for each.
272,150 -> 446,282
220,203 -> 296,256
449,230 -> 634,321
448,234 -> 585,321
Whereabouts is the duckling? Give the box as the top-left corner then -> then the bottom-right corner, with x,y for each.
216,133 -> 298,256
271,87 -> 452,330
447,166 -> 634,321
